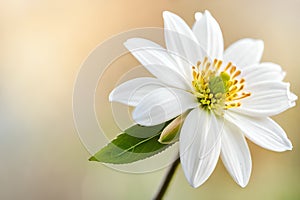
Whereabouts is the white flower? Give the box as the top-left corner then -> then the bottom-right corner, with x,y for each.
109,11 -> 297,188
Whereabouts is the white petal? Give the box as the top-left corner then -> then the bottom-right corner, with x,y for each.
290,92 -> 298,102
225,111 -> 293,152
236,81 -> 296,117
242,62 -> 285,84
180,108 -> 223,187
163,11 -> 205,68
224,39 -> 264,68
109,77 -> 166,106
124,38 -> 191,90
133,87 -> 198,126
221,121 -> 251,187
194,12 -> 203,21
192,10 -> 224,59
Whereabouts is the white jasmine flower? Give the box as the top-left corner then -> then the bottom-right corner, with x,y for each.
109,10 -> 297,188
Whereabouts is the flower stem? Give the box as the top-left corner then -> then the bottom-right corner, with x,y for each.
153,156 -> 180,200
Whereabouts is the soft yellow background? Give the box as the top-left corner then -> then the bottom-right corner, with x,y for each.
1,0 -> 299,199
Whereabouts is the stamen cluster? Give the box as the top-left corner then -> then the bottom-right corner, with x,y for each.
191,57 -> 251,115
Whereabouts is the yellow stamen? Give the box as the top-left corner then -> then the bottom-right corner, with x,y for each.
224,62 -> 232,71
230,66 -> 236,74
191,58 -> 251,115
232,70 -> 241,79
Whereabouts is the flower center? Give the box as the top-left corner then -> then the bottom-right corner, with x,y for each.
191,57 -> 251,115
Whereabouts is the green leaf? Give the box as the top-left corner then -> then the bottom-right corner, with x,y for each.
125,121 -> 168,138
89,121 -> 173,164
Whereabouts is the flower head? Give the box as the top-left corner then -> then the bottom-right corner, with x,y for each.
109,10 -> 297,188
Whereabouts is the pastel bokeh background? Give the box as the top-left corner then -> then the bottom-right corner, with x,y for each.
1,0 -> 299,199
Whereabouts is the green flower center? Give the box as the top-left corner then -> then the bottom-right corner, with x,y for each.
191,57 -> 251,115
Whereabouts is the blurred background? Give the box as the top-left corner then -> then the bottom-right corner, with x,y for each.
0,0 -> 299,199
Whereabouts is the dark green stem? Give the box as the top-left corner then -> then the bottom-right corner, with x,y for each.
153,156 -> 180,200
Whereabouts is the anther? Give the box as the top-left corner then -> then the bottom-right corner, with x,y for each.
213,59 -> 217,66
215,60 -> 223,71
203,57 -> 208,65
224,62 -> 232,71
237,85 -> 244,91
193,71 -> 197,78
230,66 -> 236,74
229,85 -> 238,92
204,62 -> 211,71
232,70 -> 241,78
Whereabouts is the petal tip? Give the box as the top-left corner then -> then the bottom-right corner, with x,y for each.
194,12 -> 203,21
123,38 -> 143,48
257,39 -> 264,45
185,175 -> 205,188
123,39 -> 130,44
290,92 -> 298,102
236,174 -> 250,188
108,90 -> 115,102
282,71 -> 287,79
274,137 -> 293,152
204,10 -> 211,16
256,39 -> 264,49
132,108 -> 141,122
123,38 -> 139,47
190,182 -> 201,188
163,10 -> 173,18
286,139 -> 293,151
123,39 -> 131,49
132,109 -> 148,126
239,182 -> 248,188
